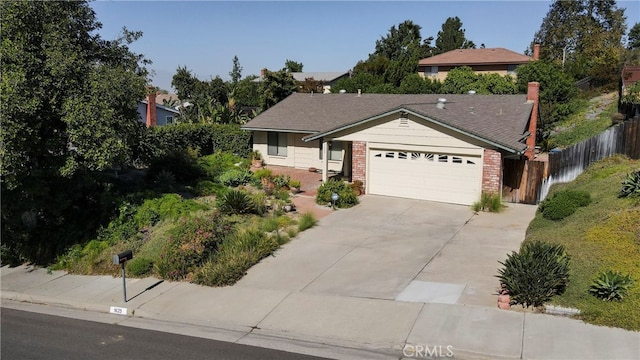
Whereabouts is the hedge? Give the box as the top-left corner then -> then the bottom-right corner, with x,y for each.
138,123 -> 251,164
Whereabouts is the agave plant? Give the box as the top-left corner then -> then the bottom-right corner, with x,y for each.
589,271 -> 634,301
217,189 -> 255,215
619,170 -> 640,198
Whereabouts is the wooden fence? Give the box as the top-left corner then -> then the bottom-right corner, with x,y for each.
539,117 -> 640,201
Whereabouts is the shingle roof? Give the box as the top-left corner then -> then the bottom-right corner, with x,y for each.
622,66 -> 640,88
419,48 -> 532,67
290,72 -> 349,82
254,71 -> 349,83
242,93 -> 533,153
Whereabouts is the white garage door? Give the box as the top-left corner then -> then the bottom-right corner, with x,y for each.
368,149 -> 482,205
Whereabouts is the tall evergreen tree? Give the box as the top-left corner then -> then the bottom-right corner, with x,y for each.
229,55 -> 243,84
434,17 -> 476,55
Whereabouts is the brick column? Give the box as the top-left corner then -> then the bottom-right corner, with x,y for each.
482,149 -> 502,194
352,141 -> 367,193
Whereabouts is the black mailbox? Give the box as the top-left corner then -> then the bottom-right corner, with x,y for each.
113,250 -> 133,265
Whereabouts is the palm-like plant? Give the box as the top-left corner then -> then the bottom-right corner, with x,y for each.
589,271 -> 634,301
619,170 -> 640,198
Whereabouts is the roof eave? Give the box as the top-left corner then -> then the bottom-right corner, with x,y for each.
241,126 -> 317,134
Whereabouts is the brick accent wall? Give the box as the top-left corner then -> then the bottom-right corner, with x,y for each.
482,149 -> 502,193
352,141 -> 366,193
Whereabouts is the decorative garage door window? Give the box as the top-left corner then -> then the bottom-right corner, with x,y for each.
372,151 -> 476,165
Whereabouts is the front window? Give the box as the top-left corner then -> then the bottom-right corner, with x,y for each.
319,141 -> 343,161
268,132 -> 288,156
166,116 -> 174,124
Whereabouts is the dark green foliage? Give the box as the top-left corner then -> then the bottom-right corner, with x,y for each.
145,149 -> 202,184
258,69 -> 297,110
515,60 -> 579,139
138,124 -> 251,165
218,169 -> 252,187
155,212 -> 231,281
434,16 -> 476,54
539,190 -> 592,220
195,180 -> 224,196
497,241 -> 570,308
442,67 -> 517,95
1,0 -> 149,264
126,257 -> 153,276
197,151 -> 247,180
315,179 -> 359,208
216,189 -> 255,215
619,170 -> 640,198
589,270 -> 635,301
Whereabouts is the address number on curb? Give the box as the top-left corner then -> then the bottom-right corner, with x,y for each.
110,306 -> 128,315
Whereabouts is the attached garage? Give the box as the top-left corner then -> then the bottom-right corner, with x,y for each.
368,148 -> 483,205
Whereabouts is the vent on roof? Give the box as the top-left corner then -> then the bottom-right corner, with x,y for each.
339,89 -> 347,94
468,90 -> 476,95
437,98 -> 447,109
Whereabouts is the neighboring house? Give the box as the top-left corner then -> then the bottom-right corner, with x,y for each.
137,92 -> 180,127
418,45 -> 539,82
620,65 -> 640,118
255,69 -> 350,93
242,83 -> 540,206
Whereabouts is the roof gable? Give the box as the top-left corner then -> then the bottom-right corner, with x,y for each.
419,48 -> 532,67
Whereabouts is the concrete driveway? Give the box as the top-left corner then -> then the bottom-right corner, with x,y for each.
237,195 -> 537,307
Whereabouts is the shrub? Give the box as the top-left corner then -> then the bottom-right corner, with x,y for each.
138,123 -> 251,164
216,189 -> 255,214
619,170 -> 640,198
155,212 -> 231,281
197,151 -> 246,180
539,190 -> 592,220
273,174 -> 290,189
471,192 -> 504,212
252,168 -> 272,180
289,179 -> 301,189
145,149 -> 203,183
153,170 -> 176,192
134,194 -> 209,227
250,192 -> 268,215
218,169 -> 252,187
589,271 -> 635,301
126,257 -> 153,276
298,212 -> 318,231
316,178 -> 359,208
193,228 -> 281,286
497,240 -> 570,308
273,189 -> 290,202
195,180 -> 225,196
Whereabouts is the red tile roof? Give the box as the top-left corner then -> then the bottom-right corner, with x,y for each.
419,48 -> 533,66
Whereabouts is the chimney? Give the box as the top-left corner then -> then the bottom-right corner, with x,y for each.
525,82 -> 540,159
146,87 -> 157,127
261,68 -> 266,78
533,44 -> 540,61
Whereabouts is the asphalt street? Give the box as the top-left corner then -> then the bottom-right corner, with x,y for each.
1,308 -> 331,360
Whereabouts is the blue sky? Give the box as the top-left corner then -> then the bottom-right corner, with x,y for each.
91,0 -> 640,92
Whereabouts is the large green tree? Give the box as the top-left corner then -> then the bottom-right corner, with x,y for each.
1,0 -> 149,263
434,17 -> 476,55
258,69 -> 297,110
531,0 -> 626,87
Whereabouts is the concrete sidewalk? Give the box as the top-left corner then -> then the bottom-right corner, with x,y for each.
2,197 -> 639,359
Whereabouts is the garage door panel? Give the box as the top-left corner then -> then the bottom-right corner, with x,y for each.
369,149 -> 482,205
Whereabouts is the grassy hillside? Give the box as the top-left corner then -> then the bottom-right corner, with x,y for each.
526,155 -> 640,330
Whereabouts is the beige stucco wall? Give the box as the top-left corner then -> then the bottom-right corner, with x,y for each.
252,131 -> 343,172
333,113 -> 484,155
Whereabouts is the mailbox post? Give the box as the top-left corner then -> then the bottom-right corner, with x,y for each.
113,250 -> 133,302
